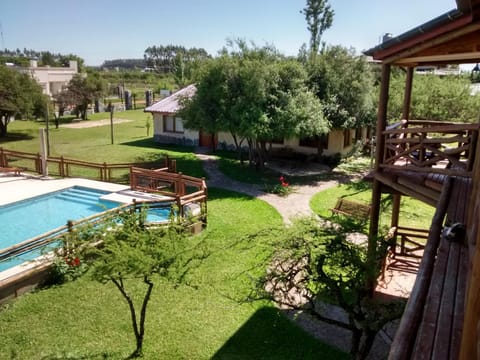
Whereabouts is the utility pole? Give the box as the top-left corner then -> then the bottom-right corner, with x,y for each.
46,101 -> 50,156
110,102 -> 114,144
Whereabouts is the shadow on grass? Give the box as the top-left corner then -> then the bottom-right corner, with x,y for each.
212,306 -> 349,360
120,138 -> 196,154
0,131 -> 35,143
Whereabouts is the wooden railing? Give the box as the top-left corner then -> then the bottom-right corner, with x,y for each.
391,226 -> 429,259
381,120 -> 479,177
130,167 -> 207,219
0,203 -> 130,265
0,148 -> 176,182
0,199 -> 191,270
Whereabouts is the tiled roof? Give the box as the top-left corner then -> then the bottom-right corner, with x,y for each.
144,84 -> 196,114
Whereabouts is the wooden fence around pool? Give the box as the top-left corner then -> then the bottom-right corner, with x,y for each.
0,147 -> 177,182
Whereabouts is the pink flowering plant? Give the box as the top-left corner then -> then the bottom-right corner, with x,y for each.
266,175 -> 293,196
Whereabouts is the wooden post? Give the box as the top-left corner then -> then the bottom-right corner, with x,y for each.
389,177 -> 453,360
391,193 -> 401,254
402,67 -> 414,121
460,125 -> 480,359
102,162 -> 107,181
60,156 -> 65,177
367,63 -> 391,293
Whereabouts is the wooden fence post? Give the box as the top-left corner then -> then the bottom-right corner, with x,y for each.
36,153 -> 42,174
0,148 -> 4,167
60,156 -> 65,177
102,162 -> 107,181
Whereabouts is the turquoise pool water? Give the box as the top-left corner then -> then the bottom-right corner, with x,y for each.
0,187 -> 118,271
0,186 -> 173,272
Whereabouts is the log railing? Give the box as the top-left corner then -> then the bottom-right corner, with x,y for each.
0,148 -> 176,182
381,120 -> 479,177
391,226 -> 429,259
130,166 -> 207,220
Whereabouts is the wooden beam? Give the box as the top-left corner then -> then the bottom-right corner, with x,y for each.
375,173 -> 438,207
394,51 -> 480,65
389,177 -> 453,360
368,64 -> 391,293
383,23 -> 480,65
402,67 -> 414,120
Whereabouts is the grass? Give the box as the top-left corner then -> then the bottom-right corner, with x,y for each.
0,189 -> 349,359
310,180 -> 435,232
1,109 -> 204,178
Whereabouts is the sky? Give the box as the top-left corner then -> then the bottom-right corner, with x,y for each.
0,0 -> 459,66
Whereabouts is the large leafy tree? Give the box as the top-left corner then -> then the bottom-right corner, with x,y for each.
59,73 -> 106,120
307,45 -> 376,129
180,42 -> 328,168
387,73 -> 480,122
301,0 -> 334,60
0,64 -> 47,136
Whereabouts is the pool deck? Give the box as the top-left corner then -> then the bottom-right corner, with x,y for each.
0,174 -> 130,206
0,174 -> 132,293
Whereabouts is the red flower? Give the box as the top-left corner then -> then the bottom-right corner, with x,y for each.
281,182 -> 289,187
279,176 -> 284,182
65,256 -> 81,266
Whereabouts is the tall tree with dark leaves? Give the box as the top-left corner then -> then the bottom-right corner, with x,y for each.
0,65 -> 47,136
301,0 -> 334,60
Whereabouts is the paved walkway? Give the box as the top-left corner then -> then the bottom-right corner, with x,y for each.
196,152 -> 340,223
195,151 -> 414,359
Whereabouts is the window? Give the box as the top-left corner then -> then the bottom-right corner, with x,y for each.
163,115 -> 184,133
355,128 -> 363,141
299,134 -> 328,148
343,129 -> 352,148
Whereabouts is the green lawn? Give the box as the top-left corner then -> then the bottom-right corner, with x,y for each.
1,110 -> 204,178
0,189 -> 349,359
310,180 -> 435,231
0,117 -> 349,359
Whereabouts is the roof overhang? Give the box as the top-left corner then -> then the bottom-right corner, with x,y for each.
364,2 -> 480,66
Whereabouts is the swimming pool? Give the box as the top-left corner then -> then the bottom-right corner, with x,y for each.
0,186 -> 119,271
0,186 -> 173,272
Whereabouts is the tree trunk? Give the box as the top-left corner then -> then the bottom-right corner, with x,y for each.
356,329 -> 377,360
0,111 -> 10,137
111,276 -> 154,359
211,132 -> 216,152
350,326 -> 362,357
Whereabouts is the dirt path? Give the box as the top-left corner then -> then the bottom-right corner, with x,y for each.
195,152 -> 340,223
60,118 -> 132,129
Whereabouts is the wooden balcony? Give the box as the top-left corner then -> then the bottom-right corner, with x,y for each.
373,120 -> 479,206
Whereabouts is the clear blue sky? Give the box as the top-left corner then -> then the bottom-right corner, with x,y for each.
0,0 -> 457,66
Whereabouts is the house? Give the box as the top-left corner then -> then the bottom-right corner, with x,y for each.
364,0 -> 480,358
24,59 -> 77,97
145,84 -> 369,157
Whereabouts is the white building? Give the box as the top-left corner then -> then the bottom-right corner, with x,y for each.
26,60 -> 78,96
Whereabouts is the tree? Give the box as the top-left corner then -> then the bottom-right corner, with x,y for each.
254,217 -> 404,360
307,46 -> 376,130
387,73 -> 480,122
0,64 -> 47,136
61,207 -> 206,358
63,74 -> 105,120
180,42 -> 329,168
301,0 -> 334,60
